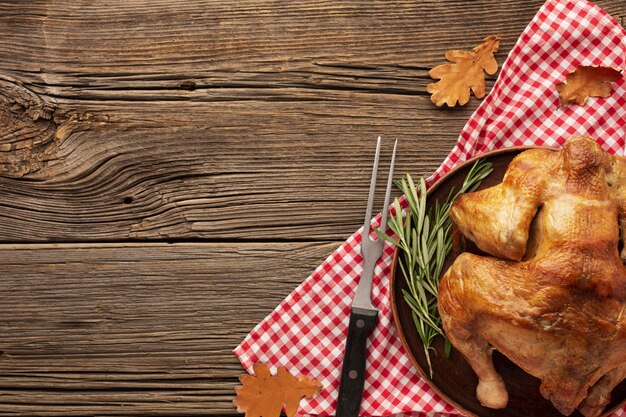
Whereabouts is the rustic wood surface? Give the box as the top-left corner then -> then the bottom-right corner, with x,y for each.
1,1 -> 625,415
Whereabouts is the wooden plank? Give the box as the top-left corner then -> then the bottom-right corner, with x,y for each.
1,0 -> 624,73
0,0 -> 623,242
0,92 -> 476,242
0,241 -> 337,415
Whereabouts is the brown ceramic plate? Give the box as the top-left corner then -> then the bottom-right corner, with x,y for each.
390,147 -> 626,417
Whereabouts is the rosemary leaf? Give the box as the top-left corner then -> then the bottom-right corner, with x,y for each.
380,159 -> 492,377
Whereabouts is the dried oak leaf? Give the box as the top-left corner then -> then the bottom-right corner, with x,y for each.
234,363 -> 322,417
556,65 -> 622,107
427,35 -> 501,107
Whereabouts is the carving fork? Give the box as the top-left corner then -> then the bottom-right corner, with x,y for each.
336,136 -> 398,417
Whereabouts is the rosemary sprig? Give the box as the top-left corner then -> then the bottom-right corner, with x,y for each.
377,159 -> 492,377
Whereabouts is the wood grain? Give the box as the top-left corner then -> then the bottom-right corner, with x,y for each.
0,0 -> 621,242
0,241 -> 337,415
1,1 -> 626,416
0,93 -> 472,242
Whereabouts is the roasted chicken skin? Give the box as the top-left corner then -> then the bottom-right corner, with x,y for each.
438,136 -> 626,417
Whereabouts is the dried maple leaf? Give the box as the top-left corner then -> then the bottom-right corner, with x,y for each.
234,363 -> 322,417
427,35 -> 501,107
556,65 -> 622,107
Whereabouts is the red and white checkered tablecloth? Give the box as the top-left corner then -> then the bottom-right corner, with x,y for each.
234,0 -> 626,416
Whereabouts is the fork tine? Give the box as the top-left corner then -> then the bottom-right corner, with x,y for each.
379,139 -> 398,233
363,136 -> 382,240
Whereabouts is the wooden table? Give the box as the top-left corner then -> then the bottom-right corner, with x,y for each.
1,1 -> 624,415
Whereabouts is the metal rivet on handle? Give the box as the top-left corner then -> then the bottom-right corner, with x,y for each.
349,370 -> 358,379
356,319 -> 365,328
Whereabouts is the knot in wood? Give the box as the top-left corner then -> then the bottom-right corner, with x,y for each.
0,76 -> 59,178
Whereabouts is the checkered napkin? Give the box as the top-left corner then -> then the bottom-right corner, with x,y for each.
234,0 -> 626,415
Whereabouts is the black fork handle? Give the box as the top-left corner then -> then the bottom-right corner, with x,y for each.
336,306 -> 379,417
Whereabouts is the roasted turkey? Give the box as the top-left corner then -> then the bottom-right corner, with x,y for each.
438,136 -> 626,417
